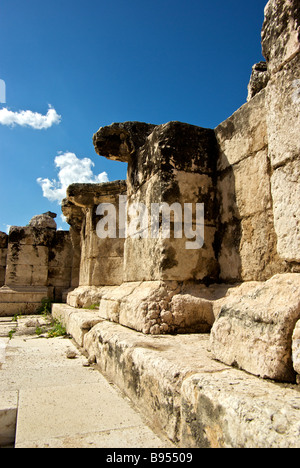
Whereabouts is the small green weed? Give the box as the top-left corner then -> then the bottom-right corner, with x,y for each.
87,303 -> 100,310
37,297 -> 52,316
46,321 -> 67,338
8,328 -> 16,340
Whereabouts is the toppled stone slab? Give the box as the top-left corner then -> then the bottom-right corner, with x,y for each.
210,274 -> 300,382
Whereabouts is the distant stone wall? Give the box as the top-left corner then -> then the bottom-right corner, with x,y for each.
0,213 -> 75,314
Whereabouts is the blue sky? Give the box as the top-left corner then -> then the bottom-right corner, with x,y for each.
0,0 -> 266,231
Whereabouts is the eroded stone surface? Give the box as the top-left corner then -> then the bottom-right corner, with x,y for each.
262,0 -> 300,74
247,61 -> 270,101
210,274 -> 300,382
181,370 -> 300,448
292,320 -> 300,375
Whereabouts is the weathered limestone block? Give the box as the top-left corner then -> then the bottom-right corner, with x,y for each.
181,370 -> 300,448
78,318 -> 300,447
8,225 -> 55,247
123,225 -> 218,283
48,231 -> 74,300
266,54 -> 300,169
262,0 -> 300,74
215,91 -> 268,171
52,303 -> 103,347
94,121 -> 219,283
247,61 -> 270,101
0,214 -> 74,313
5,228 -> 52,288
215,91 -> 285,282
83,322 -> 227,443
29,212 -> 57,229
210,274 -> 300,382
66,285 -> 107,308
61,199 -> 84,290
218,211 -> 283,282
271,159 -> 300,262
292,320 -> 300,375
64,181 -> 127,288
264,54 -> 300,263
93,121 -> 156,163
98,281 -> 219,335
217,148 -> 271,223
0,232 -> 8,287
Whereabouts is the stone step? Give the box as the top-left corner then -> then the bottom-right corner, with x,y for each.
0,314 -> 172,449
52,304 -> 300,448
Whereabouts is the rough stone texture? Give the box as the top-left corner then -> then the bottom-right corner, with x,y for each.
97,281 -> 217,335
50,312 -> 300,448
247,61 -> 270,101
271,158 -> 300,261
266,55 -> 300,169
94,121 -> 219,284
83,321 -> 227,443
266,54 -> 300,262
48,230 -> 74,301
210,274 -> 300,382
61,199 -> 84,292
0,218 -> 75,315
29,213 -> 57,230
262,0 -> 300,74
181,370 -> 300,448
0,391 -> 18,447
215,91 -> 286,282
64,181 -> 127,288
292,320 -> 300,375
215,90 -> 268,171
52,303 -> 103,347
66,285 -> 106,308
93,121 -> 156,163
0,232 -> 8,287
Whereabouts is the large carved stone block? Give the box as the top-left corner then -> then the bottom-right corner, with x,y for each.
63,181 -> 127,288
0,232 -> 8,287
262,0 -> 300,74
210,274 -> 300,382
94,121 -> 219,283
271,159 -> 300,262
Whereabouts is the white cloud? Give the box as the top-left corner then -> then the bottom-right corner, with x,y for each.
0,104 -> 61,129
37,151 -> 109,204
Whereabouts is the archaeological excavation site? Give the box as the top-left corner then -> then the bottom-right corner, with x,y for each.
0,0 -> 300,448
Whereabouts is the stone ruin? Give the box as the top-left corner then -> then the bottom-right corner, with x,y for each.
0,0 -> 299,397
0,212 -> 75,314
